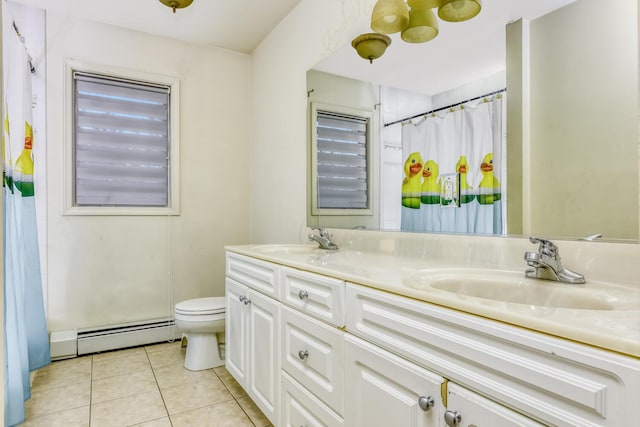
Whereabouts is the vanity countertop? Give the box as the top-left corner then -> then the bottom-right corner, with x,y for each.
225,244 -> 640,358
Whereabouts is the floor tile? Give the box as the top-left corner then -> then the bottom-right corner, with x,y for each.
170,400 -> 255,427
161,375 -> 233,415
92,346 -> 146,362
129,416 -> 173,426
153,362 -> 217,390
237,395 -> 271,427
32,356 -> 92,391
92,350 -> 152,380
145,340 -> 182,354
25,381 -> 91,419
21,405 -> 89,427
213,366 -> 247,398
147,344 -> 186,369
92,369 -> 158,403
90,388 -> 167,427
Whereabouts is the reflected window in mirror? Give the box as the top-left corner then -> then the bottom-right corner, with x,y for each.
310,103 -> 374,216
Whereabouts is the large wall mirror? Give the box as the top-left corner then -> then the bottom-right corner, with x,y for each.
307,0 -> 639,243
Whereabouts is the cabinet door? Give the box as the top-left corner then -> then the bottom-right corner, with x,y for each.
225,277 -> 248,388
345,334 -> 444,427
445,382 -> 544,427
247,288 -> 281,426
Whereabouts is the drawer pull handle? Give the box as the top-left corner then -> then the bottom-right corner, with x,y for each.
418,395 -> 435,411
238,296 -> 246,303
298,290 -> 309,300
444,410 -> 462,427
298,350 -> 309,360
243,297 -> 251,306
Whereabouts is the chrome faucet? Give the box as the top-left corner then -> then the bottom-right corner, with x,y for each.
308,227 -> 339,250
524,237 -> 585,284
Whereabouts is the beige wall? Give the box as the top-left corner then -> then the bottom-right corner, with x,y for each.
45,15 -> 252,331
528,0 -> 638,240
250,0 -> 361,243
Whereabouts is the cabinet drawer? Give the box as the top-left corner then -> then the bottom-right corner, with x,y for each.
281,306 -> 344,415
226,252 -> 279,299
346,283 -> 640,427
280,267 -> 345,327
282,372 -> 344,427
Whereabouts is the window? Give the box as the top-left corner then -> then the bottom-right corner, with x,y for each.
64,60 -> 179,215
310,103 -> 373,215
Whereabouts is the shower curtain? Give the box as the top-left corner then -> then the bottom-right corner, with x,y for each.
401,94 -> 504,234
3,10 -> 50,426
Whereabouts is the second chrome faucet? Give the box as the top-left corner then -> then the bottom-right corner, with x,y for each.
524,237 -> 585,284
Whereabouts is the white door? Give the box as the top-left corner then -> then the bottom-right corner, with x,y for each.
247,288 -> 281,426
345,334 -> 444,427
444,382 -> 544,427
225,277 -> 248,387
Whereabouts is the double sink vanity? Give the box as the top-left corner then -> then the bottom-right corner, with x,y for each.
224,229 -> 640,427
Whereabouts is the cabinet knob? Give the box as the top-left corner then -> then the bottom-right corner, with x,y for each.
444,410 -> 462,427
418,395 -> 435,411
243,297 -> 251,305
298,350 -> 309,360
298,290 -> 309,300
238,295 -> 246,303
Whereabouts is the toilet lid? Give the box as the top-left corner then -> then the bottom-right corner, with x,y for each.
175,297 -> 225,315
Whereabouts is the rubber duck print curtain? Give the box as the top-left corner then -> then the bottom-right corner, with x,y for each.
401,94 -> 504,234
3,9 -> 51,426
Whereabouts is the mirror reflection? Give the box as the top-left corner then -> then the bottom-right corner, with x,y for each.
307,0 -> 639,242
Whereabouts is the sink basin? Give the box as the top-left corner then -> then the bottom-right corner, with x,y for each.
249,244 -> 325,255
404,268 -> 640,311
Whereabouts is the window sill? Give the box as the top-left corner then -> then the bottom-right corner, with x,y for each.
63,206 -> 180,216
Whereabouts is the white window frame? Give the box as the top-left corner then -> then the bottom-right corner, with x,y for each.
63,59 -> 180,215
310,102 -> 374,216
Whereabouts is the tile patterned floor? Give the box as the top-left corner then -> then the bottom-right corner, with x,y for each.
21,342 -> 272,427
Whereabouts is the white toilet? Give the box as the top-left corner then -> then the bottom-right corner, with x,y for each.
174,297 -> 226,371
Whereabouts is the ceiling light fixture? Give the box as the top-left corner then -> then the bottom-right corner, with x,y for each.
351,33 -> 392,64
159,0 -> 194,14
438,0 -> 482,22
353,0 -> 481,62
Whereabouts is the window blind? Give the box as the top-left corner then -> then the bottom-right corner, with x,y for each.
73,72 -> 170,207
316,111 -> 368,209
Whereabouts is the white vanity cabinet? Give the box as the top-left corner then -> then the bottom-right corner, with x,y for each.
225,254 -> 281,426
346,283 -> 640,427
344,334 -> 444,427
225,250 -> 640,427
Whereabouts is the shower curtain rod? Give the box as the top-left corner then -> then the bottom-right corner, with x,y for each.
384,88 -> 506,127
12,20 -> 36,73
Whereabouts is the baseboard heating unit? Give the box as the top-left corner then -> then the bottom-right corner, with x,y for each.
75,318 -> 180,355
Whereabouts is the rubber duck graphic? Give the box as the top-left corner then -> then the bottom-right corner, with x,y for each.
456,155 -> 474,204
420,160 -> 440,205
402,152 -> 423,209
477,153 -> 501,204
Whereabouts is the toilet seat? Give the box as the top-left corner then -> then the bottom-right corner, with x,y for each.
175,297 -> 225,316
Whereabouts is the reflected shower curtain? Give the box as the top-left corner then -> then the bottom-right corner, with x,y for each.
3,10 -> 50,426
401,95 -> 504,234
